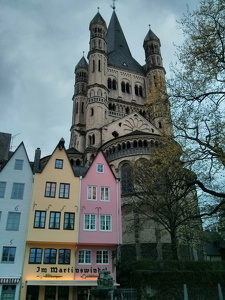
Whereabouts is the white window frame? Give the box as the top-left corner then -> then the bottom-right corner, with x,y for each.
78,249 -> 91,264
6,212 -> 21,231
96,250 -> 109,264
100,215 -> 112,231
96,164 -> 104,173
87,186 -> 97,201
100,187 -> 110,201
84,214 -> 96,231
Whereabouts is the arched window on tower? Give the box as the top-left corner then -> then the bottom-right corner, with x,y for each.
121,163 -> 133,194
90,108 -> 94,116
139,86 -> 143,97
92,60 -> 95,72
135,85 -> 138,96
76,102 -> 79,114
126,83 -> 130,94
121,82 -> 125,93
98,60 -> 101,72
112,79 -> 117,90
108,78 -> 112,89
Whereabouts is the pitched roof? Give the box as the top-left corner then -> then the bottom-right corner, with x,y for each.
90,12 -> 106,26
106,11 -> 145,74
75,56 -> 88,71
144,28 -> 160,45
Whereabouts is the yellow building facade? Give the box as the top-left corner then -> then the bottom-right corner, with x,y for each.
21,139 -> 81,300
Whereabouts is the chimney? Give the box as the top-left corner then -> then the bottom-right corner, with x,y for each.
33,148 -> 41,173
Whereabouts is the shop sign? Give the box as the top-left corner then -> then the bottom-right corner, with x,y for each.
0,278 -> 20,284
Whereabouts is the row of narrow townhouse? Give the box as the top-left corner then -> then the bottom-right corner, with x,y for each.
0,138 -> 122,300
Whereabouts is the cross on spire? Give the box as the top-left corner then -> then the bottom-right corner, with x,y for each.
111,0 -> 116,11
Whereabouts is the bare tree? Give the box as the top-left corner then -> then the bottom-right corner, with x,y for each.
126,139 -> 202,260
168,0 -> 225,212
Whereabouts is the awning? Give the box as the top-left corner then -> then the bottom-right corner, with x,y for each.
26,280 -> 98,286
0,277 -> 20,284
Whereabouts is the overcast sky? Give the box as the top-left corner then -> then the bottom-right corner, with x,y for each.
0,0 -> 199,160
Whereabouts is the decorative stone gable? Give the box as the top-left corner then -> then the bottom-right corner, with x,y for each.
102,112 -> 159,144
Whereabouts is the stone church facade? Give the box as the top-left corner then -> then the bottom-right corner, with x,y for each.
67,9 -> 180,259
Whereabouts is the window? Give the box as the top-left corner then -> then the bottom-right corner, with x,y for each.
126,82 -> 130,93
87,186 -> 97,200
64,213 -> 75,230
121,81 -> 125,92
6,212 -> 21,230
121,163 -> 133,194
96,164 -> 104,173
100,215 -> 112,231
49,212 -> 61,229
100,187 -> 110,201
14,159 -> 24,170
34,211 -> 46,228
96,250 -> 109,264
1,247 -> 16,262
58,287 -> 69,299
78,250 -> 91,264
58,249 -> 71,264
45,182 -> 56,197
11,183 -> 25,199
29,248 -> 42,264
55,159 -> 63,169
44,248 -> 57,264
45,286 -> 56,299
84,214 -> 96,231
0,182 -> 6,198
59,183 -> 70,198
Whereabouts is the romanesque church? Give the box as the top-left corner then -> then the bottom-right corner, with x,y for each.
65,7 -> 174,259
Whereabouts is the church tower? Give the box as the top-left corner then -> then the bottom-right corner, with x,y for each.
143,28 -> 172,135
85,12 -> 108,158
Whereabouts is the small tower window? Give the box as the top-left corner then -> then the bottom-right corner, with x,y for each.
135,85 -> 138,96
121,82 -> 125,93
82,102 -> 84,113
91,108 -> 94,116
98,60 -> 101,72
76,102 -> 79,114
139,86 -> 143,97
108,78 -> 112,89
126,83 -> 130,93
112,79 -> 117,90
92,60 -> 95,72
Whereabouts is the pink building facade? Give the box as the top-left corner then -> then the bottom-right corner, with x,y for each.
75,151 -> 122,285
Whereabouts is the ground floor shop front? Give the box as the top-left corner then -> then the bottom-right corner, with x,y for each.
23,280 -> 98,300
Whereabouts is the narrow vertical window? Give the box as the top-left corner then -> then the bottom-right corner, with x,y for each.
49,212 -> 61,229
34,211 -> 46,228
92,60 -> 95,72
64,213 -> 75,230
0,182 -> 6,198
45,182 -> 56,197
98,60 -> 101,72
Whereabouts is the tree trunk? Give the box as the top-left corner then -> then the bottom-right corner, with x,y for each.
170,230 -> 179,260
154,220 -> 163,260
